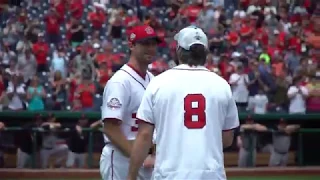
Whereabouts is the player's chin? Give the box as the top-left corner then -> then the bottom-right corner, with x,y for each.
144,59 -> 154,65
144,54 -> 154,62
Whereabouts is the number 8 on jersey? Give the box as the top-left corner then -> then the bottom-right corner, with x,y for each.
184,94 -> 206,129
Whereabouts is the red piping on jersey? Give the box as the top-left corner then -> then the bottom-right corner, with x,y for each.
120,69 -> 147,90
127,63 -> 147,79
223,127 -> 239,132
137,118 -> 155,126
111,150 -> 114,180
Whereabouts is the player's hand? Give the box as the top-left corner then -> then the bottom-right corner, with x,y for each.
241,124 -> 253,130
41,122 -> 50,127
237,140 -> 242,148
143,155 -> 155,168
76,125 -> 82,134
0,122 -> 5,130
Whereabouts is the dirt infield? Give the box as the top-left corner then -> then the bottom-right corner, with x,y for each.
0,167 -> 320,179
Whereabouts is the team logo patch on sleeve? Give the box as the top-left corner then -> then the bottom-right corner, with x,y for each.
107,98 -> 122,109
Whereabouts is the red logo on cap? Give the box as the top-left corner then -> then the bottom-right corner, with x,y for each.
128,25 -> 159,43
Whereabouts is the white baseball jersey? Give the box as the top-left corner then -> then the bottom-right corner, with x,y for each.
101,64 -> 154,143
136,64 -> 239,180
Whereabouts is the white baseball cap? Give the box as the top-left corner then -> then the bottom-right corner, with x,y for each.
174,26 -> 208,51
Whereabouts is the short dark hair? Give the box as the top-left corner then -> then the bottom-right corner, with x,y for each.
292,76 -> 302,85
177,44 -> 207,66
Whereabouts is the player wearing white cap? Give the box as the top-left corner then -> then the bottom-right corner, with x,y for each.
127,26 -> 240,180
100,25 -> 160,180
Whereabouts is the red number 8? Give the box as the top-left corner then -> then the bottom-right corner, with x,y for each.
184,94 -> 206,129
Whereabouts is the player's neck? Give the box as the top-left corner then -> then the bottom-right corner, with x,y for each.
127,57 -> 148,77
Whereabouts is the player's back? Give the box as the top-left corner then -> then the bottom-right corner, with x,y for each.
151,65 -> 234,180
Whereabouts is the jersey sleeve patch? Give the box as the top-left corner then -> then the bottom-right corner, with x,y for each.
107,98 -> 122,109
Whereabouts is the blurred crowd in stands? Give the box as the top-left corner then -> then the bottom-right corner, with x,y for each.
0,0 -> 318,114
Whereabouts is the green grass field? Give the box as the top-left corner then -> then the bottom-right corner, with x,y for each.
3,177 -> 320,180
230,177 -> 320,180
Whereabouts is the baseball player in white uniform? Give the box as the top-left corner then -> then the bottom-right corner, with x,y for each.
128,26 -> 240,180
100,25 -> 160,180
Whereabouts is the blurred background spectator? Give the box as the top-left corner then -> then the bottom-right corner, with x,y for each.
0,121 -> 5,167
15,115 -> 43,168
66,114 -> 92,168
26,76 -> 46,111
40,113 -> 68,169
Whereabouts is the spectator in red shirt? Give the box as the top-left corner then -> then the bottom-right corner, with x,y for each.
96,61 -> 110,94
148,57 -> 168,76
271,55 -> 285,77
255,24 -> 269,46
69,0 -> 84,20
156,28 -> 166,48
68,73 -> 81,103
142,0 -> 152,7
75,75 -> 96,112
267,39 -> 282,58
32,33 -> 49,72
94,44 -> 113,70
219,54 -> 235,81
181,1 -> 202,23
45,8 -> 61,46
51,0 -> 66,22
124,9 -> 139,28
88,7 -> 106,31
226,31 -> 241,48
288,27 -> 302,54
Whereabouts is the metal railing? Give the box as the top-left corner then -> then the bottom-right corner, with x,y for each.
2,127 -> 100,168
239,128 -> 320,167
1,127 -> 320,168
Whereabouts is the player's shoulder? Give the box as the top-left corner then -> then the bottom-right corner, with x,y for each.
102,67 -> 131,92
212,73 -> 232,96
149,69 -> 171,84
107,65 -> 131,84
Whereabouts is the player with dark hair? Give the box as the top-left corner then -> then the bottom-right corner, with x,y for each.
128,26 -> 239,180
100,25 -> 160,180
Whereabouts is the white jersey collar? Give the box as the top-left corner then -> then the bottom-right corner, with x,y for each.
173,64 -> 209,71
121,64 -> 150,90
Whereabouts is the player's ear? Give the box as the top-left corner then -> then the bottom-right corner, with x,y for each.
175,45 -> 181,56
175,47 -> 181,65
128,42 -> 135,51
